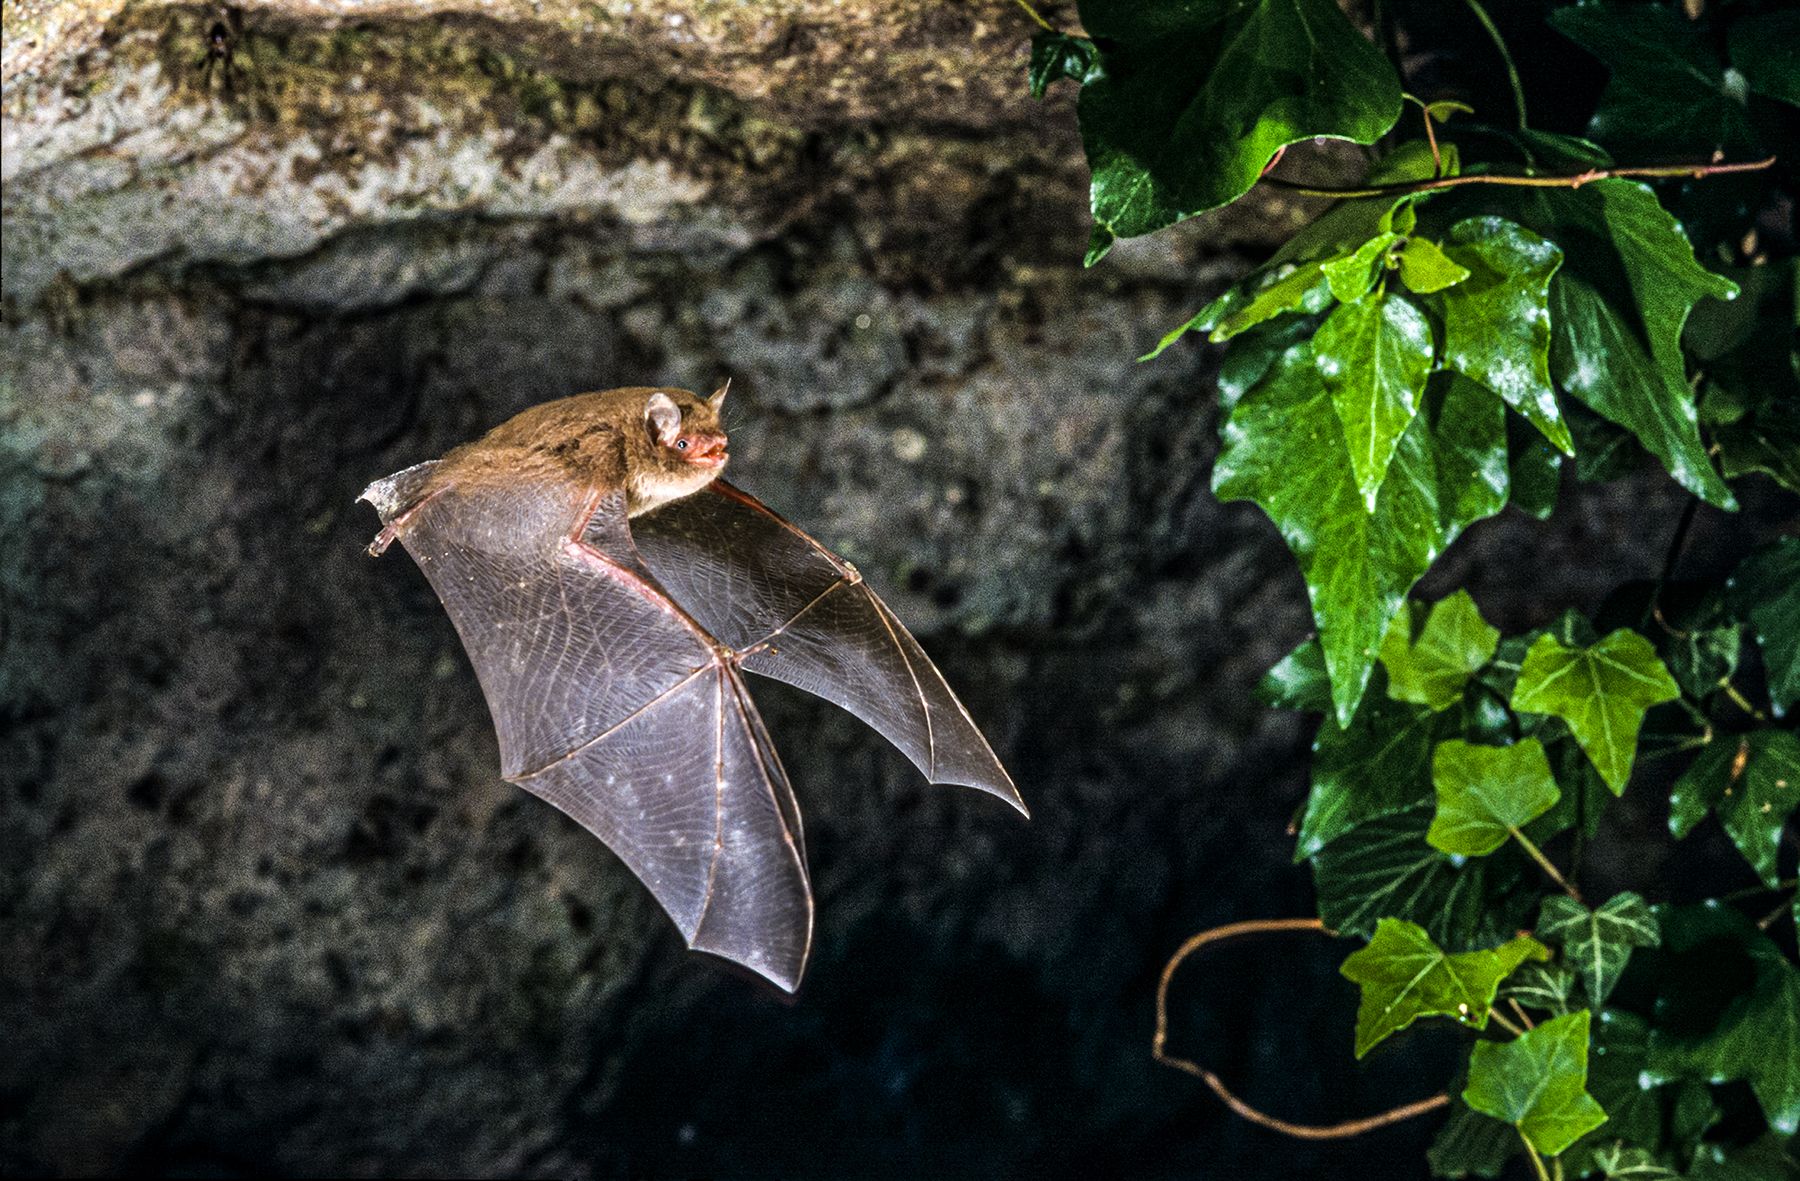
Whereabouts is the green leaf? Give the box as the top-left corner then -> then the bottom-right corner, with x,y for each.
1312,808 -> 1535,950
1398,237 -> 1471,296
1536,892 -> 1661,1005
1296,680 -> 1440,860
1646,902 -> 1800,1136
1314,292 -> 1435,508
1669,731 -> 1800,888
1381,591 -> 1502,712
1551,3 -> 1756,158
1215,345 -> 1509,724
1655,591 -> 1743,702
1729,539 -> 1800,716
1340,919 -> 1547,1058
1258,637 -> 1331,712
1507,423 -> 1563,521
1564,1009 -> 1717,1176
1463,1010 -> 1609,1157
1510,629 -> 1681,793
1730,11 -> 1800,108
1685,1135 -> 1800,1181
1534,178 -> 1738,509
1429,1101 -> 1518,1179
1501,960 -> 1579,1018
1321,231 -> 1400,304
1587,1144 -> 1676,1180
1027,32 -> 1100,99
1428,738 -> 1561,857
1438,217 -> 1572,454
1073,0 -> 1402,259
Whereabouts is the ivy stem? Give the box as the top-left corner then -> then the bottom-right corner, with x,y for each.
1508,997 -> 1536,1031
1510,827 -> 1583,904
1719,679 -> 1766,720
1489,1009 -> 1526,1037
1718,877 -> 1799,904
1011,0 -> 1059,33
1523,1135 -> 1552,1181
1646,496 -> 1701,631
1153,918 -> 1453,1138
1259,156 -> 1777,200
1462,0 -> 1527,130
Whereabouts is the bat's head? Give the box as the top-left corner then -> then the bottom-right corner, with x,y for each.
631,385 -> 731,514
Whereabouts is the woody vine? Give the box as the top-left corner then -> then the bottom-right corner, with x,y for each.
1023,1 -> 1799,1177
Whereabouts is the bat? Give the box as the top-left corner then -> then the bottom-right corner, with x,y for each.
359,386 -> 1026,991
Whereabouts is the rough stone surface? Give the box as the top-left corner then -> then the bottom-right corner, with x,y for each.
2,4 -> 1781,1179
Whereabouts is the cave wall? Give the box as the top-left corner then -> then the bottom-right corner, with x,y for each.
0,4 -> 1724,1177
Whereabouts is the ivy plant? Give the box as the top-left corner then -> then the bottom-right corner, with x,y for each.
1023,0 -> 1799,1176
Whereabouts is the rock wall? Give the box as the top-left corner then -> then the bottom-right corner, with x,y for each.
0,3 -> 1740,1177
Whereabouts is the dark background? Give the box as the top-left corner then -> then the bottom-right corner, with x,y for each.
1,3 -> 1787,1177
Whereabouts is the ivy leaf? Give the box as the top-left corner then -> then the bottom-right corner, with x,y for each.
1550,3 -> 1756,158
1258,637 -> 1331,713
1669,731 -> 1800,888
1340,919 -> 1547,1058
1729,10 -> 1800,108
1508,423 -> 1563,522
1692,262 -> 1800,496
1728,539 -> 1800,716
1565,1009 -> 1717,1176
1312,808 -> 1535,950
1295,680 -> 1440,861
1216,345 -> 1510,724
1314,292 -> 1435,508
1646,903 -> 1800,1136
1428,1101 -> 1518,1179
1073,0 -> 1402,261
1439,217 -> 1572,454
1027,32 -> 1101,99
1510,629 -> 1680,793
1321,231 -> 1400,304
1381,591 -> 1502,712
1686,1135 -> 1800,1181
1653,590 -> 1742,702
1463,1009 -> 1609,1157
1536,892 -> 1661,1005
1501,960 -> 1579,1018
1428,738 -> 1561,857
1587,1144 -> 1676,1180
1398,237 -> 1471,295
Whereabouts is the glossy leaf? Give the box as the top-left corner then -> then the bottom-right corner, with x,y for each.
1027,32 -> 1101,99
1463,1009 -> 1609,1157
1685,1135 -> 1800,1181
1381,591 -> 1501,712
1646,903 -> 1800,1136
1398,237 -> 1471,296
1729,11 -> 1800,107
1215,346 -> 1509,725
1587,1144 -> 1676,1180
1534,178 -> 1738,509
1551,4 -> 1756,157
1439,217 -> 1571,454
1340,919 -> 1547,1058
1428,1101 -> 1517,1179
1536,892 -> 1660,1005
1428,738 -> 1560,857
1312,809 -> 1535,951
1669,731 -> 1800,888
1510,629 -> 1680,793
1728,539 -> 1800,716
1314,292 -> 1435,508
1258,637 -> 1331,713
1074,0 -> 1402,260
1296,682 -> 1439,861
1501,960 -> 1579,1018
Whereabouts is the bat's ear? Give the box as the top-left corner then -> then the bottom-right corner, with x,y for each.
708,378 -> 731,413
645,391 -> 682,444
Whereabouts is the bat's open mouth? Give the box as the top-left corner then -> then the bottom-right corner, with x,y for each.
689,438 -> 728,468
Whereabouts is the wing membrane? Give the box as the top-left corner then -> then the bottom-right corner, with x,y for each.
365,475 -> 812,990
633,483 -> 1026,814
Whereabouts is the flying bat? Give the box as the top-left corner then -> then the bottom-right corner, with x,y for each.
360,386 -> 1026,991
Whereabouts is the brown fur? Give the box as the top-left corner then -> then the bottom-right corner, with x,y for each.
426,386 -> 729,518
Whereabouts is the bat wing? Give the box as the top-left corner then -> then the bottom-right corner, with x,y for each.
632,482 -> 1026,816
361,464 -> 812,991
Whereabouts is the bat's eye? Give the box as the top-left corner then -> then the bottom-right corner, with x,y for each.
674,438 -> 690,451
